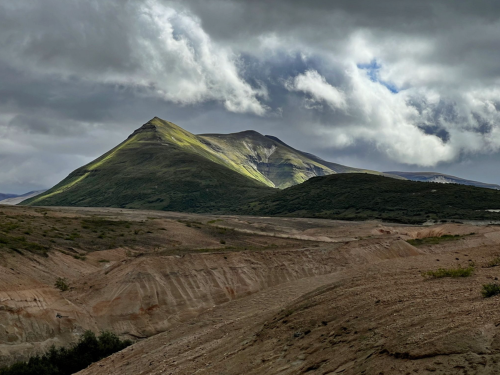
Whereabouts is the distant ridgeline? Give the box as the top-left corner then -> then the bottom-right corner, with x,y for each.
22,117 -> 500,223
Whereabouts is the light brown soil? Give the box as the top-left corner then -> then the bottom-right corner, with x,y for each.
78,239 -> 500,375
2,205 -> 500,374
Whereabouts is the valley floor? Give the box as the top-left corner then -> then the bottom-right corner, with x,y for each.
1,205 -> 500,374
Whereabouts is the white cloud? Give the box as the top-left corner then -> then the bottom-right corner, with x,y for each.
137,1 -> 267,114
286,70 -> 347,110
0,0 -> 267,115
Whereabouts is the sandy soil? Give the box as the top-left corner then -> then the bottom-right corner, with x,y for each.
2,205 -> 500,374
78,237 -> 500,375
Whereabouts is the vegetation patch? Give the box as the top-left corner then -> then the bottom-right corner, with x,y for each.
0,330 -> 132,375
54,277 -> 69,292
0,234 -> 49,257
482,283 -> 500,298
422,265 -> 474,279
0,207 -> 171,257
236,174 -> 500,224
407,234 -> 465,246
485,257 -> 500,268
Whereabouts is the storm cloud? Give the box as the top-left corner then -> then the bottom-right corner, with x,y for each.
1,0 -> 500,192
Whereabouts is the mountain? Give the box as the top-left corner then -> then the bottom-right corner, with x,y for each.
22,117 -> 500,213
385,171 -> 500,190
22,117 -> 384,210
22,118 -> 274,212
237,173 -> 500,224
0,190 -> 47,205
0,193 -> 17,201
197,131 -> 382,188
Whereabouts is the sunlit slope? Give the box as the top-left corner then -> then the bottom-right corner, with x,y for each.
22,119 -> 274,211
198,132 -> 379,188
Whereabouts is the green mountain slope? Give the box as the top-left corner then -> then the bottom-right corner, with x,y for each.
22,118 -> 274,212
198,131 -> 382,189
236,173 -> 500,224
24,117 -> 384,211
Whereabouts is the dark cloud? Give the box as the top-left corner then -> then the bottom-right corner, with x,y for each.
1,0 -> 500,193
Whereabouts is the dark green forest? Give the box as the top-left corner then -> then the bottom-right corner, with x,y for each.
0,331 -> 131,375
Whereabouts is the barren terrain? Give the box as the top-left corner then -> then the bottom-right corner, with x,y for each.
1,205 -> 500,374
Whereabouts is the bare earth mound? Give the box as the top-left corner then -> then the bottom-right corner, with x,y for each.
2,205 -> 500,374
78,230 -> 500,375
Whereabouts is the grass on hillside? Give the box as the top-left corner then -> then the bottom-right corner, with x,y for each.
422,264 -> 474,279
482,283 -> 500,298
236,174 -> 500,224
406,234 -> 473,246
485,257 -> 500,268
23,119 -> 275,213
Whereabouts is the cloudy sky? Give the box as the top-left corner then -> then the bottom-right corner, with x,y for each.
2,0 -> 500,193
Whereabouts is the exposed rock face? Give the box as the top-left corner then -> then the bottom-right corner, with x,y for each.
0,214 -> 434,366
76,241 -> 421,339
3,206 -> 499,373
77,230 -> 500,375
0,252 -> 99,364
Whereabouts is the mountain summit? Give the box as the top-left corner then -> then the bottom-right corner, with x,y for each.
23,117 -> 383,211
22,118 -> 275,211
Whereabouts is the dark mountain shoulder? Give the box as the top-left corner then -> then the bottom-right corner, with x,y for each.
234,173 -> 500,224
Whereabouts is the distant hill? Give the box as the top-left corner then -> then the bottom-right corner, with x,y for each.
22,118 -> 274,212
0,193 -> 17,202
385,171 -> 500,190
237,173 -> 500,224
0,190 -> 46,205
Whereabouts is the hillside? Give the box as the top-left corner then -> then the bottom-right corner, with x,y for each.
386,171 -> 500,190
237,173 -> 500,223
22,117 -> 500,214
22,118 -> 274,212
21,117 -> 379,210
0,193 -> 17,201
0,190 -> 46,205
198,132 -> 378,188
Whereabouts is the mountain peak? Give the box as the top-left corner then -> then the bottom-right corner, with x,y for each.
129,117 -> 182,139
235,130 -> 263,137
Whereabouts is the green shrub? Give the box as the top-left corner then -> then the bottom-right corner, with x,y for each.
407,234 -> 462,246
486,257 -> 500,268
0,330 -> 132,375
482,283 -> 500,298
422,265 -> 474,279
55,277 -> 69,292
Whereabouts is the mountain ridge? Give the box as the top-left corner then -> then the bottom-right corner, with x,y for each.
22,117 -> 500,212
384,171 -> 500,190
0,193 -> 17,201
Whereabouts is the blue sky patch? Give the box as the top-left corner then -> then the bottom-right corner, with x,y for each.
357,60 -> 399,94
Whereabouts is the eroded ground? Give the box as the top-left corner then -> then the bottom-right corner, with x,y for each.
1,205 -> 500,374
